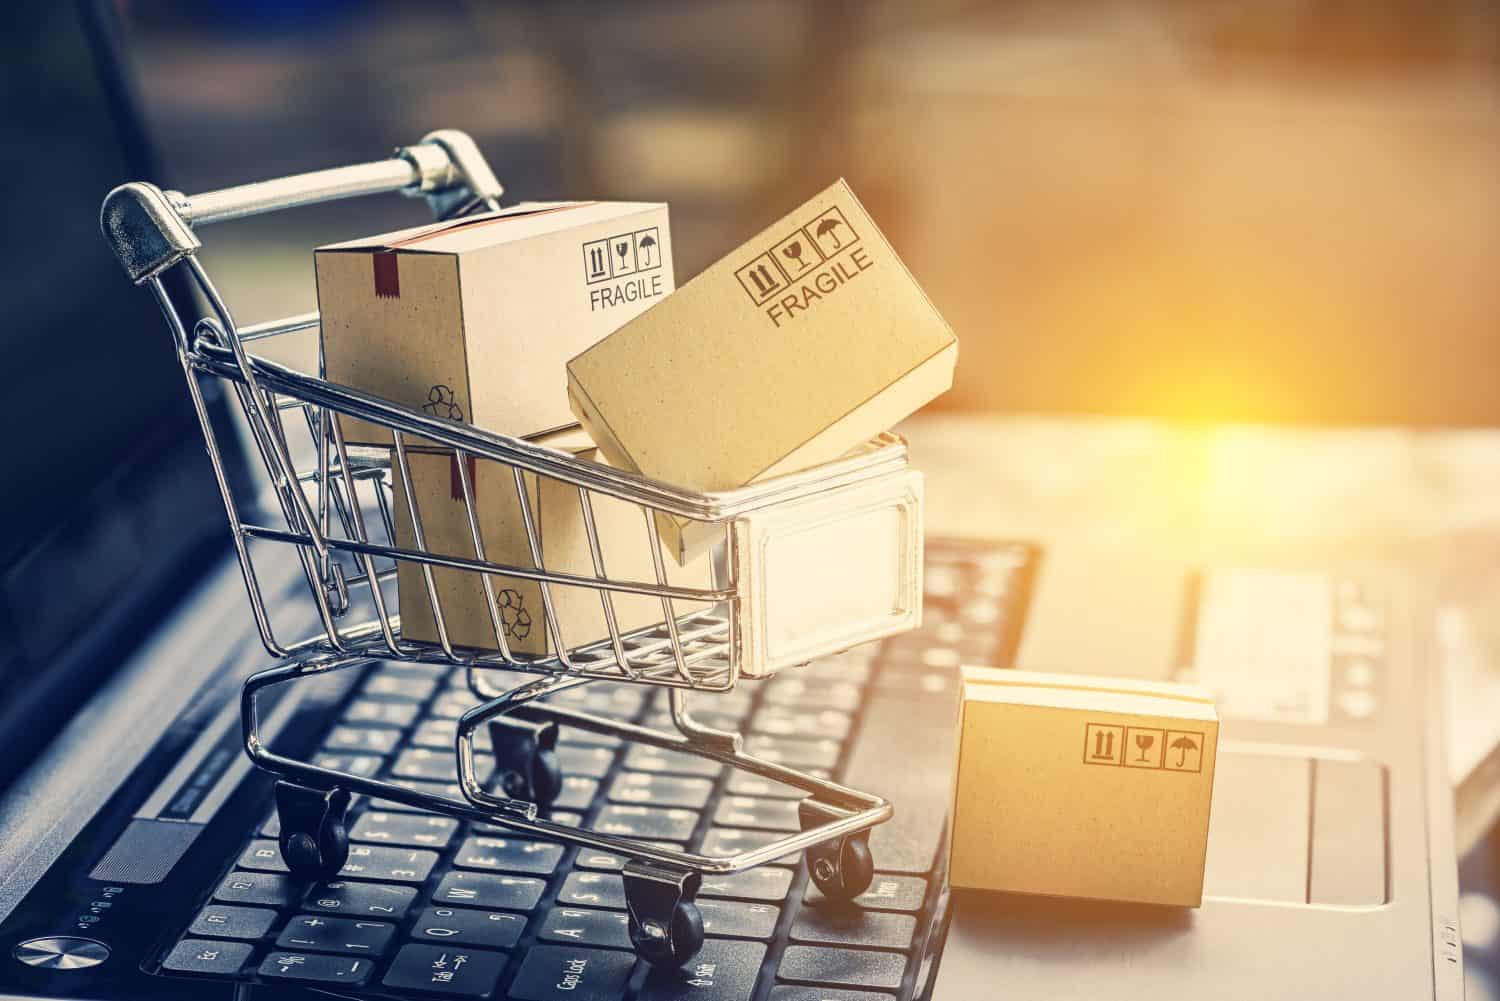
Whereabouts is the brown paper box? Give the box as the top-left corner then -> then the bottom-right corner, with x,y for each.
566,179 -> 956,563
392,431 -> 714,657
950,667 -> 1219,907
318,201 -> 674,447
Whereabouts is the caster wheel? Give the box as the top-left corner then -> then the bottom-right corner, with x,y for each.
630,900 -> 705,968
530,748 -> 562,807
809,836 -> 874,900
275,783 -> 350,879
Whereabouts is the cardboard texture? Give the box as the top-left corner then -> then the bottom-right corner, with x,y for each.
318,201 -> 674,447
392,432 -> 714,657
949,667 -> 1219,908
566,179 -> 957,563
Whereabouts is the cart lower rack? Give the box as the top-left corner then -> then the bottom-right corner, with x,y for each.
102,130 -> 924,967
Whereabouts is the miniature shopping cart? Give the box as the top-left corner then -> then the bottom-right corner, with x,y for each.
102,131 -> 923,967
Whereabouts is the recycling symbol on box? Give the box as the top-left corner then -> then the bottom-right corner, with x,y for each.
422,384 -> 464,421
498,589 -> 532,640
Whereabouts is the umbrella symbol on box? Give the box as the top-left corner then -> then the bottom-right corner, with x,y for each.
814,216 -> 845,249
638,233 -> 656,266
1170,735 -> 1198,767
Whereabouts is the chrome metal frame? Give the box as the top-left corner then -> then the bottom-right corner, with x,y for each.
101,130 -> 899,907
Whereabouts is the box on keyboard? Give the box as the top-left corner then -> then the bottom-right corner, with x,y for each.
950,667 -> 1219,907
317,201 -> 673,447
566,179 -> 956,564
392,428 -> 714,656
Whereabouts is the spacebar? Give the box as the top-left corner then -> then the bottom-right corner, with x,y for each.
842,690 -> 957,874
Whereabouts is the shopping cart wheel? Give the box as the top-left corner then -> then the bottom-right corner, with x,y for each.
800,800 -> 875,900
488,718 -> 563,807
274,781 -> 351,879
623,862 -> 705,967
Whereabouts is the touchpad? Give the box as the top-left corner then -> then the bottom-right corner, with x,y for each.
1203,752 -> 1386,906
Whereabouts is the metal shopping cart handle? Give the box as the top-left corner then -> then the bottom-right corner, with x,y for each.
101,129 -> 500,283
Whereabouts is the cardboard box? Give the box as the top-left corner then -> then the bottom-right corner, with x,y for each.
566,179 -> 956,563
950,667 -> 1219,907
392,430 -> 714,657
318,201 -> 674,447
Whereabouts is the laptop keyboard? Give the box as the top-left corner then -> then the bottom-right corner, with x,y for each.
156,541 -> 1035,999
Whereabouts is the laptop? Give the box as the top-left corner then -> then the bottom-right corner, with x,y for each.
0,3 -> 1464,999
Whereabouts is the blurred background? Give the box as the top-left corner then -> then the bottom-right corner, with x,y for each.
114,0 -> 1500,423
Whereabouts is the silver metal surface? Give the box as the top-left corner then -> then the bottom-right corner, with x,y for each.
103,130 -> 913,889
13,938 -> 110,971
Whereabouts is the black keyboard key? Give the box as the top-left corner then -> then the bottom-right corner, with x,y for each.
258,951 -> 374,986
237,839 -> 289,872
411,907 -> 526,949
433,870 -> 547,911
350,810 -> 459,849
713,796 -> 801,832
838,687 -> 955,875
339,843 -> 438,883
508,945 -> 636,1001
698,867 -> 794,902
314,751 -> 384,777
556,775 -> 601,811
412,718 -> 489,751
572,844 -> 684,872
622,746 -> 722,778
751,706 -> 853,740
214,871 -> 295,907
325,725 -> 403,755
372,778 -> 464,812
429,690 -> 475,719
558,745 -> 620,779
725,773 -> 810,800
805,874 -> 928,913
345,698 -> 420,727
745,736 -> 842,771
697,899 -> 780,939
162,939 -> 253,976
790,908 -> 917,950
303,880 -> 417,919
777,946 -> 906,992
768,987 -> 896,1001
608,772 -> 714,810
596,804 -> 698,841
763,679 -> 862,713
189,904 -> 277,941
363,672 -> 440,701
538,906 -> 632,950
453,835 -> 565,876
556,871 -> 625,909
275,914 -> 396,955
700,828 -> 798,865
392,747 -> 493,785
639,939 -> 765,1000
382,944 -> 508,998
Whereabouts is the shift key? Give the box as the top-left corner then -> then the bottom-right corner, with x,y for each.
840,688 -> 957,874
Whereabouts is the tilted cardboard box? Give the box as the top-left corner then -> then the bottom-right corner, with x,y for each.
318,201 -> 673,447
950,667 -> 1219,907
392,431 -> 714,657
567,179 -> 956,563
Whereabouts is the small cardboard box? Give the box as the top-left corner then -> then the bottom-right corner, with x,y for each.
392,430 -> 713,656
950,667 -> 1219,908
567,179 -> 956,563
318,201 -> 674,447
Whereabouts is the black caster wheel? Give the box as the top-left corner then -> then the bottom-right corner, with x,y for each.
623,862 -> 705,968
490,718 -> 562,807
808,834 -> 874,900
630,900 -> 705,968
275,782 -> 350,879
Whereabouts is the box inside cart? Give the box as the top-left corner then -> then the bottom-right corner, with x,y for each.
317,201 -> 674,448
391,428 -> 715,657
567,179 -> 956,565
